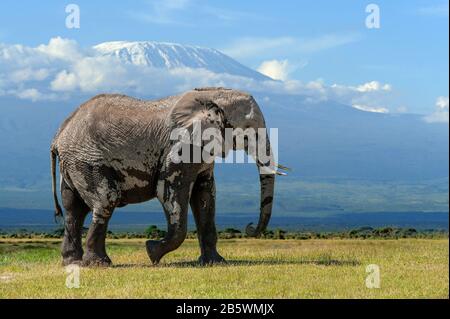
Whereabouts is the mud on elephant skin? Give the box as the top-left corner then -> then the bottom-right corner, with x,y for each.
50,87 -> 289,267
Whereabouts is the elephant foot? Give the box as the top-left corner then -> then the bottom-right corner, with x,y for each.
61,248 -> 84,266
146,240 -> 163,265
198,251 -> 226,266
61,242 -> 84,266
82,251 -> 112,267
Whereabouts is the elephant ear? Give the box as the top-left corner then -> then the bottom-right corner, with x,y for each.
168,92 -> 225,157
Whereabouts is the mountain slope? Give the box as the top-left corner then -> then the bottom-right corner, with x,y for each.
93,41 -> 271,81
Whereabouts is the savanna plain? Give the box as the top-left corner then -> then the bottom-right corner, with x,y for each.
0,238 -> 448,298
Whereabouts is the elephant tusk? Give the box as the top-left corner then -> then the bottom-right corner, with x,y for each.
256,161 -> 289,176
259,166 -> 288,176
276,163 -> 291,171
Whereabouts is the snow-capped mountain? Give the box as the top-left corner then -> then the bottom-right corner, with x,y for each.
93,41 -> 271,81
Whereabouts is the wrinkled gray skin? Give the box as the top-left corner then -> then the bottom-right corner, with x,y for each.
51,87 -> 278,266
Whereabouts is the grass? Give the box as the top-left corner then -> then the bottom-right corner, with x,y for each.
0,238 -> 448,298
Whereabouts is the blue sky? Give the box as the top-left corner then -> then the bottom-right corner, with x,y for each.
0,0 -> 448,114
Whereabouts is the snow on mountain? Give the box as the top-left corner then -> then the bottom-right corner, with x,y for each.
93,41 -> 271,81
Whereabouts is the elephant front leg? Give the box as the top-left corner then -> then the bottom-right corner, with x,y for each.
190,170 -> 226,265
146,175 -> 190,264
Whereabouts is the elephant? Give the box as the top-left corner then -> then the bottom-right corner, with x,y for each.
50,87 -> 288,267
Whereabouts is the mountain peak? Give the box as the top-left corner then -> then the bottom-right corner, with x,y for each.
93,41 -> 271,81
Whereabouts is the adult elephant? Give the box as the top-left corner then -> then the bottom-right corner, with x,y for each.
50,87 -> 288,266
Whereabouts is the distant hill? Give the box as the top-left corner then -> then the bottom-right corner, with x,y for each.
0,208 -> 448,232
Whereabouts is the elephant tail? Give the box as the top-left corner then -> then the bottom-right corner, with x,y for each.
51,146 -> 63,222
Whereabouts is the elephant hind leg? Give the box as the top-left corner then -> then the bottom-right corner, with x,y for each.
61,180 -> 90,266
77,168 -> 120,267
82,207 -> 115,267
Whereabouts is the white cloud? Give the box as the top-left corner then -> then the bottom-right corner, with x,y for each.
355,81 -> 391,93
15,88 -> 43,101
329,81 -> 394,113
436,96 -> 449,109
0,37 -> 84,101
0,37 -> 396,114
352,104 -> 389,114
51,70 -> 78,91
222,33 -> 361,59
425,96 -> 449,123
257,59 -> 291,81
14,88 -> 58,102
0,44 -> 44,69
36,37 -> 82,61
255,78 -> 394,113
10,68 -> 50,83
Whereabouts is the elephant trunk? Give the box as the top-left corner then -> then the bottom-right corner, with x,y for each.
245,137 -> 276,237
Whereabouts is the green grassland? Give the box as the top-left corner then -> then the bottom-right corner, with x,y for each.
0,238 -> 448,298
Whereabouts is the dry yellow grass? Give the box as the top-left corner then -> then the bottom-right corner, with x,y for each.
0,238 -> 448,298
